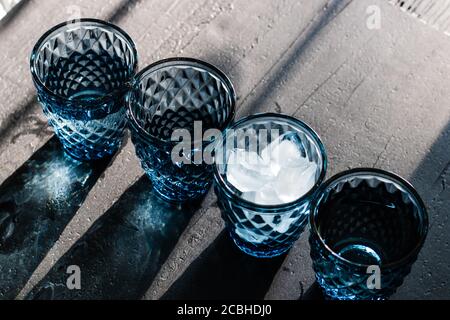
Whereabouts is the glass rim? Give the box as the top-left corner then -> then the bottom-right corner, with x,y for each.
126,57 -> 237,146
309,168 -> 429,269
213,113 -> 328,212
30,18 -> 139,106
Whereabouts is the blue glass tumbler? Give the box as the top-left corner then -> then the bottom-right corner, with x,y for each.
309,169 -> 429,300
30,19 -> 138,161
127,58 -> 236,202
214,114 -> 327,258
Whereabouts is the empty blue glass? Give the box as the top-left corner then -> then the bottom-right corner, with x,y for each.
309,169 -> 428,300
30,19 -> 138,161
214,114 -> 327,258
127,58 -> 236,202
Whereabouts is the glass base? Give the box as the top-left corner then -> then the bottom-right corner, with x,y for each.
229,231 -> 291,258
319,285 -> 389,301
62,143 -> 118,162
151,179 -> 210,204
44,105 -> 126,162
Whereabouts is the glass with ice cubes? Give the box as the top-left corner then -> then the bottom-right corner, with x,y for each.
213,113 -> 327,258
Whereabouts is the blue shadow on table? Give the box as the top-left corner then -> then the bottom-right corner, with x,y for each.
26,175 -> 197,300
0,136 -> 111,300
162,231 -> 286,300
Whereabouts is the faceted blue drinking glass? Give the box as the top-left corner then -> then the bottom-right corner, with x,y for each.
309,169 -> 428,300
127,58 -> 236,203
214,114 -> 327,258
30,19 -> 138,161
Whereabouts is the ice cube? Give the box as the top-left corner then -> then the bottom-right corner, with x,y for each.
235,226 -> 268,244
241,191 -> 257,203
254,185 -> 283,205
261,133 -> 308,174
226,149 -> 274,193
241,184 -> 283,206
273,216 -> 298,234
257,211 -> 298,234
227,132 -> 319,206
274,161 -> 318,203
